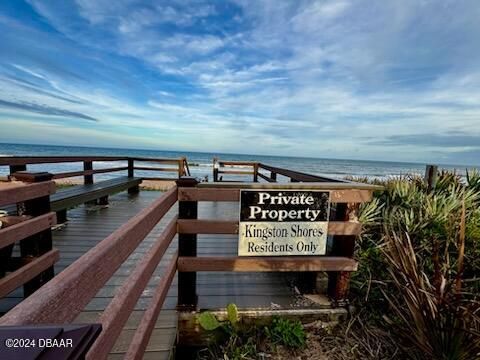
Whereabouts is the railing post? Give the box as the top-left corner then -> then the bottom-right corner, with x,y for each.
128,158 -> 134,178
327,203 -> 357,304
213,157 -> 219,182
178,158 -> 185,178
83,161 -> 98,206
176,177 -> 199,310
127,159 -> 139,194
425,164 -> 438,192
270,171 -> 277,182
10,171 -> 55,297
9,164 -> 26,175
84,160 -> 93,185
253,163 -> 259,182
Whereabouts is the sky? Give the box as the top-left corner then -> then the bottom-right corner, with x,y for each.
0,1 -> 480,165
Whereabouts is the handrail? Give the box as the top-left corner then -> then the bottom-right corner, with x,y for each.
0,156 -> 128,166
213,158 -> 360,184
0,156 -> 191,182
0,181 -> 56,206
0,178 -> 58,300
0,184 -> 179,359
258,163 -> 341,183
86,217 -> 178,359
52,166 -> 129,179
198,181 -> 383,191
125,251 -> 178,359
0,186 -> 178,325
213,158 -> 257,182
129,157 -> 184,164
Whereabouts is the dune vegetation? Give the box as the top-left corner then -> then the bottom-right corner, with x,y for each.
197,170 -> 480,359
344,170 -> 480,359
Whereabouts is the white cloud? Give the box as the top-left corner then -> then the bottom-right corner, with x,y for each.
3,1 -> 480,163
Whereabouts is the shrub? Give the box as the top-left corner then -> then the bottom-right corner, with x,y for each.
347,170 -> 480,359
198,304 -> 257,360
197,305 -> 306,359
382,229 -> 480,359
265,317 -> 306,349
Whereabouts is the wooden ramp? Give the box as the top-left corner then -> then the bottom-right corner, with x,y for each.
1,190 -> 300,359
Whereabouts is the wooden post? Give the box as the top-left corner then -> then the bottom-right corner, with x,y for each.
128,159 -> 134,178
127,159 -> 139,194
56,209 -> 67,224
83,161 -> 97,205
176,177 -> 199,310
183,158 -> 191,177
9,164 -> 26,175
213,157 -> 219,182
11,172 -> 55,297
253,163 -> 259,182
270,172 -> 277,182
425,164 -> 438,192
327,203 -> 358,304
83,161 -> 93,185
178,159 -> 185,178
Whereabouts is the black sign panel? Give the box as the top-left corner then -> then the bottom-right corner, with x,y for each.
238,190 -> 331,256
240,190 -> 330,222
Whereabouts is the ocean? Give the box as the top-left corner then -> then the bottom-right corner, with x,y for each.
0,143 -> 477,182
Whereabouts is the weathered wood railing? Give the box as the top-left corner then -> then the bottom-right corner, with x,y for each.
213,158 -> 339,183
0,176 -> 380,358
131,156 -> 190,180
176,180 -> 380,307
0,156 -> 190,183
0,185 -> 178,359
213,158 -> 259,182
0,176 -> 58,299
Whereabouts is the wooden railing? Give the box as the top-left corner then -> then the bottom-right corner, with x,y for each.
213,158 -> 259,182
0,184 -> 178,359
0,176 -> 381,358
213,158 -> 340,183
176,179 -> 380,307
131,156 -> 190,180
0,156 -> 190,183
0,176 -> 58,300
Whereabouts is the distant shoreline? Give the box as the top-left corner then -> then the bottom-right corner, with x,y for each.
0,143 -> 478,181
54,178 -> 176,191
1,141 -> 477,168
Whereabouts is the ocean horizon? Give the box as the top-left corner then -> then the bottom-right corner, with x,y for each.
0,142 -> 477,182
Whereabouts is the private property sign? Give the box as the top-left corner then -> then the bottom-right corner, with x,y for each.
238,190 -> 330,256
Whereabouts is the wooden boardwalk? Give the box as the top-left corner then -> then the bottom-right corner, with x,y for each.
1,190 -> 300,359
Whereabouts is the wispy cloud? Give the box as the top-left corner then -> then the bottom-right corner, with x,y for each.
0,99 -> 97,121
370,133 -> 480,148
0,0 -> 479,164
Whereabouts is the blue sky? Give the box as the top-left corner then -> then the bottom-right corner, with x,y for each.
1,1 -> 480,164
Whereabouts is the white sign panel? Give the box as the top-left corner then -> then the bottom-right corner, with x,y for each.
238,190 -> 330,256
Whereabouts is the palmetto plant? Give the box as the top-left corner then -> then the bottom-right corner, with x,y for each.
351,170 -> 480,358
467,169 -> 480,194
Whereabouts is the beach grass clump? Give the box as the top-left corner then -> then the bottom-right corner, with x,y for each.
382,229 -> 480,360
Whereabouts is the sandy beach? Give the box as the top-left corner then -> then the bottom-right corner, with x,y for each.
0,177 -> 175,191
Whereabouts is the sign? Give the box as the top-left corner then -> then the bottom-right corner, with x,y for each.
238,190 -> 330,256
